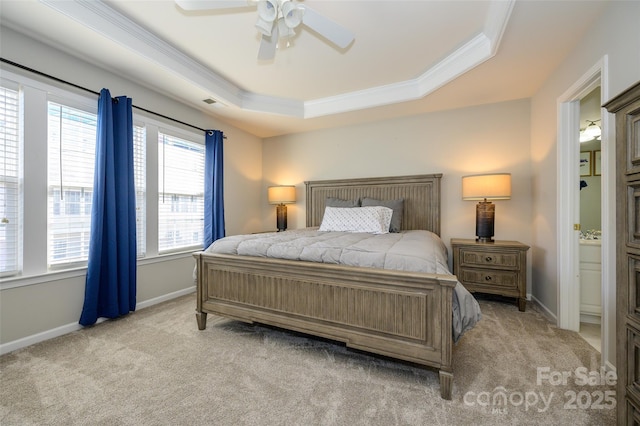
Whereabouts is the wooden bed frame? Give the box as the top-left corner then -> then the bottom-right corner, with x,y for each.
193,174 -> 459,399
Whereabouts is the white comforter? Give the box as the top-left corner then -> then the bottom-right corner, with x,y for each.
202,228 -> 481,342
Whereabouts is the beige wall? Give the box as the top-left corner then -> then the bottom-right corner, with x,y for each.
0,257 -> 194,343
3,1 -> 638,363
530,0 -> 639,314
530,0 -> 640,368
0,26 -> 264,237
261,0 -> 639,373
262,99 -> 533,278
0,27 -> 263,348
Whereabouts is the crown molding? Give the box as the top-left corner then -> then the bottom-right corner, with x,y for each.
240,91 -> 304,117
41,0 -> 515,119
484,0 -> 516,53
40,0 -> 245,105
305,33 -> 493,118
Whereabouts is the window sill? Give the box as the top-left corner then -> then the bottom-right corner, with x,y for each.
0,250 -> 197,291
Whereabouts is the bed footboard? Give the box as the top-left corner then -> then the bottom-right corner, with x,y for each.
194,251 -> 457,399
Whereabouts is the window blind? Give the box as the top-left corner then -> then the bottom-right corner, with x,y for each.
134,125 -> 146,257
158,132 -> 205,253
47,103 -> 148,266
47,102 -> 97,266
0,85 -> 20,275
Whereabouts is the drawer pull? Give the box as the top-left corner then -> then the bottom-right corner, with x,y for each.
485,256 -> 493,262
485,275 -> 493,281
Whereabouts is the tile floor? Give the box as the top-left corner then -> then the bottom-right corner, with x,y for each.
579,322 -> 601,352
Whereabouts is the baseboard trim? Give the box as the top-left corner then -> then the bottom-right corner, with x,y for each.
0,286 -> 195,356
136,286 -> 195,310
605,359 -> 616,374
529,294 -> 558,323
579,313 -> 602,325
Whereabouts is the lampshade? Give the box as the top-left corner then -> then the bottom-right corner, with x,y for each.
462,173 -> 511,201
268,185 -> 296,204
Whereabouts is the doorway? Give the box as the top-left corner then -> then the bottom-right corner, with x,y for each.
556,57 -> 615,369
577,86 -> 602,351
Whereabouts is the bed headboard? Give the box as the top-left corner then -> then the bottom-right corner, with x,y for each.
305,174 -> 442,235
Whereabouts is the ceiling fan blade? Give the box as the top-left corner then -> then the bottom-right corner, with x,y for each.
299,5 -> 354,49
175,0 -> 254,11
257,26 -> 278,60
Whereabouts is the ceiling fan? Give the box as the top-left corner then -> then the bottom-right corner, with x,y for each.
175,0 -> 355,60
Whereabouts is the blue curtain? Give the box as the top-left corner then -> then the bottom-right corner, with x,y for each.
80,89 -> 136,326
204,130 -> 225,248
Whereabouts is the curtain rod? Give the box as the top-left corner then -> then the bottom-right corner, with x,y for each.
0,57 -> 225,138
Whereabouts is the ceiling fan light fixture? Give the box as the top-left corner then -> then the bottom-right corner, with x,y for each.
255,16 -> 273,36
257,0 -> 278,22
173,0 -> 355,59
579,119 -> 601,142
281,1 -> 303,29
277,18 -> 295,38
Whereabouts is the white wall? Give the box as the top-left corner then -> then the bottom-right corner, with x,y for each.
262,99 -> 533,278
0,27 -> 263,349
530,0 -> 640,368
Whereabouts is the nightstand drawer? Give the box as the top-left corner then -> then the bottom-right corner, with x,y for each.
459,249 -> 520,269
458,268 -> 518,289
451,238 -> 529,311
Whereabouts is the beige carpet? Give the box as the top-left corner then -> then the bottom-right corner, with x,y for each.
0,294 -> 615,425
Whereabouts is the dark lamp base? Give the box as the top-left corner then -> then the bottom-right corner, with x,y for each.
276,204 -> 288,232
475,201 -> 495,242
476,237 -> 495,243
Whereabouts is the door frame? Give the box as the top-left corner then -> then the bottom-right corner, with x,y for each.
556,56 -> 614,368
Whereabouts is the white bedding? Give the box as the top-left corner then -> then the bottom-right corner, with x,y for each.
201,228 -> 481,342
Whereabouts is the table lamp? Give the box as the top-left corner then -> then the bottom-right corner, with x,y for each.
462,173 -> 511,242
268,185 -> 296,231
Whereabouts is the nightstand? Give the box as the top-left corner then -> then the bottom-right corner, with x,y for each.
451,238 -> 529,312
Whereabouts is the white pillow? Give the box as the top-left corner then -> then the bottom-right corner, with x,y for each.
319,206 -> 393,234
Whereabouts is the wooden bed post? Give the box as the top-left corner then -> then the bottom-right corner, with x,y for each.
194,252 -> 207,330
438,277 -> 455,400
439,370 -> 453,400
196,312 -> 207,331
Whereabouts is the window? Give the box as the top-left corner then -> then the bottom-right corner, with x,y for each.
158,132 -> 204,253
0,84 -> 21,275
3,69 -> 208,281
47,102 -> 97,267
47,102 -> 147,267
